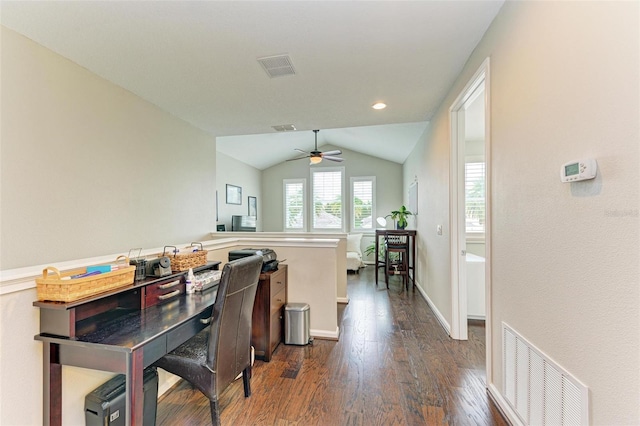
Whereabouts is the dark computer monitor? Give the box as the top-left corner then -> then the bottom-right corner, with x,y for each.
231,215 -> 256,232
216,224 -> 225,232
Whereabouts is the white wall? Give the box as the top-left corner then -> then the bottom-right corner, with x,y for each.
205,236 -> 342,338
404,1 -> 639,423
215,152 -> 262,231
261,144 -> 404,232
0,27 -> 217,270
0,27 -> 219,425
210,231 -> 349,304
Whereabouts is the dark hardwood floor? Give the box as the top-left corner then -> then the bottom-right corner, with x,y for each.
156,266 -> 508,425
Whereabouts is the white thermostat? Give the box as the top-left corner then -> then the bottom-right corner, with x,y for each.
560,158 -> 597,183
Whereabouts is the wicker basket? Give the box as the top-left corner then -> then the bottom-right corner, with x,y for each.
36,256 -> 135,302
162,243 -> 208,272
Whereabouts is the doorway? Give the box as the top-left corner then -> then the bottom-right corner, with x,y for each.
449,58 -> 491,378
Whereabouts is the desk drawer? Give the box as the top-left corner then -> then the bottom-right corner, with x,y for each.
143,336 -> 168,367
167,308 -> 212,353
271,287 -> 286,315
269,268 -> 286,296
145,279 -> 184,308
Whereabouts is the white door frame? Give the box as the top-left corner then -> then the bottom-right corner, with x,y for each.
450,92 -> 468,340
449,58 -> 492,380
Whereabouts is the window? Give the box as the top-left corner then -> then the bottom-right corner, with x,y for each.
351,177 -> 375,231
311,168 -> 344,231
465,162 -> 485,233
283,179 -> 306,231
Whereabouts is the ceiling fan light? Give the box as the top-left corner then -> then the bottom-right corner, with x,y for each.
309,156 -> 322,165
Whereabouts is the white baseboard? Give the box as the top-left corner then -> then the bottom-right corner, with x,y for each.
311,326 -> 340,340
467,314 -> 486,321
414,281 -> 451,335
337,297 -> 349,304
488,383 -> 523,425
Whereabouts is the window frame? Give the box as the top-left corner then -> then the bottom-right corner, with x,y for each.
310,166 -> 345,232
350,176 -> 376,233
464,160 -> 485,238
283,178 -> 307,232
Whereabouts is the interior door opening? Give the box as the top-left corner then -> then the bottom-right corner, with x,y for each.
463,87 -> 486,326
449,57 -> 491,384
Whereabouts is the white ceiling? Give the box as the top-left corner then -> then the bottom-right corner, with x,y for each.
0,1 -> 503,170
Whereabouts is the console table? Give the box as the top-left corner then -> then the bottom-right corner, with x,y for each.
374,229 -> 417,289
34,262 -> 220,426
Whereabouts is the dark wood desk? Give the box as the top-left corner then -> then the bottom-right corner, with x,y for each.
34,262 -> 220,426
374,229 -> 417,289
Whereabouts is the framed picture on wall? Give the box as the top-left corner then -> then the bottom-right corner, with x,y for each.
248,196 -> 257,217
226,184 -> 242,205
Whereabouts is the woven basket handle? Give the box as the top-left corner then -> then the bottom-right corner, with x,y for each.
42,266 -> 61,279
115,255 -> 130,266
189,242 -> 204,252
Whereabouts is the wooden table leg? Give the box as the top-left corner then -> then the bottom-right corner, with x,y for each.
375,233 -> 379,286
125,350 -> 145,426
411,234 -> 416,290
43,343 -> 62,426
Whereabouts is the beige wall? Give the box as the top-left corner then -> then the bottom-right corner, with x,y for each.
0,27 -> 219,425
209,231 -> 348,304
404,1 -> 639,423
0,27 -> 217,270
204,237 -> 341,337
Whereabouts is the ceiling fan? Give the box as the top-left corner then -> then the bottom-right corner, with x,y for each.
287,130 -> 344,164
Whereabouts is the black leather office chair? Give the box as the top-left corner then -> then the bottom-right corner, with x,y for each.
384,232 -> 410,291
153,255 -> 262,426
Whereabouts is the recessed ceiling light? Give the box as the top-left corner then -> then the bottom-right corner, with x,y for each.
372,102 -> 387,110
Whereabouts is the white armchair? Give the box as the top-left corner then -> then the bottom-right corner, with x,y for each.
346,233 -> 364,273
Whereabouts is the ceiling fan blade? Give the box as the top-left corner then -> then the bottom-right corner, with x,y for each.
286,155 -> 310,162
321,150 -> 342,156
294,148 -> 309,154
323,155 -> 344,162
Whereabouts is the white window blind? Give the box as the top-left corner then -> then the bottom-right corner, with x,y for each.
312,169 -> 343,230
284,179 -> 306,231
465,162 -> 485,233
351,177 -> 375,231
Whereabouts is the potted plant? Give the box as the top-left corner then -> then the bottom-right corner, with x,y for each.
364,243 -> 384,259
391,205 -> 413,229
364,242 -> 399,262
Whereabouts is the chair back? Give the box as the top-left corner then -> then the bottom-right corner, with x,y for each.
206,255 -> 262,392
385,232 -> 409,249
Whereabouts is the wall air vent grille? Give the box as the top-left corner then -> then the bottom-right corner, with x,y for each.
502,323 -> 588,425
258,54 -> 296,78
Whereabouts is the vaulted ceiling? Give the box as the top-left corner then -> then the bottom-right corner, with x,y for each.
1,1 -> 503,169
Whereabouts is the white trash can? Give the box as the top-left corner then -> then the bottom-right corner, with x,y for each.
285,303 -> 310,345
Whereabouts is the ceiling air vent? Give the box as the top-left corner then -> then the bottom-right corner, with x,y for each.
272,124 -> 297,132
258,54 -> 296,78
